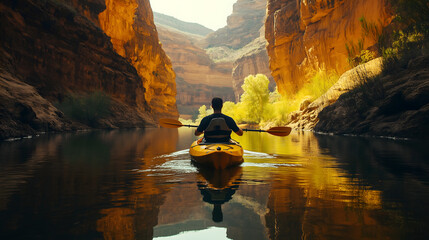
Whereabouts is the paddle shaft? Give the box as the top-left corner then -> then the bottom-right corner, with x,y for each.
159,118 -> 291,136
183,124 -> 271,133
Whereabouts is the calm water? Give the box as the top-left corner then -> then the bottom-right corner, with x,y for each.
1,128 -> 429,240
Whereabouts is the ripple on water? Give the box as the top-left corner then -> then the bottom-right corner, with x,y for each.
134,149 -> 198,175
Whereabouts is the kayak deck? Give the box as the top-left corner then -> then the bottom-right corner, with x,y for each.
190,139 -> 244,169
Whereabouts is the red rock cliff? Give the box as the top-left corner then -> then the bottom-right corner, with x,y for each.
265,0 -> 392,95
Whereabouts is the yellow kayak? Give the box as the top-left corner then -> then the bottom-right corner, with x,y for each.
190,138 -> 244,169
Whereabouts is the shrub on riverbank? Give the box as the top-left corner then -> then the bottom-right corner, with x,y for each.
56,91 -> 111,127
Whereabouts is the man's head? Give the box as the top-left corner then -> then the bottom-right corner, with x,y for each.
211,97 -> 223,111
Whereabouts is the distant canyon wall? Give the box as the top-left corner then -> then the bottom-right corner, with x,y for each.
0,0 -> 177,138
154,0 -> 272,111
200,0 -> 268,49
201,0 -> 274,102
265,0 -> 392,95
156,26 -> 235,109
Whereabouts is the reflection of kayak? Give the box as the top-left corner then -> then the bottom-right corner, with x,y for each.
190,138 -> 244,169
197,166 -> 242,222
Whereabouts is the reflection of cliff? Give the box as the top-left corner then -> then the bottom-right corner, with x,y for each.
234,131 -> 391,239
265,0 -> 392,95
0,0 -> 177,139
0,128 -> 179,238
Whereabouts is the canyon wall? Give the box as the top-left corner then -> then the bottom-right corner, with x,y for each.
232,32 -> 275,102
265,0 -> 392,95
99,0 -> 178,118
200,0 -> 267,49
0,0 -> 177,139
201,0 -> 274,102
154,15 -> 235,117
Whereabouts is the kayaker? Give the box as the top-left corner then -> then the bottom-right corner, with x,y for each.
195,97 -> 243,142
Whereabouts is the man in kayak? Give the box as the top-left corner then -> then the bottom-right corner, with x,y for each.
195,97 -> 243,142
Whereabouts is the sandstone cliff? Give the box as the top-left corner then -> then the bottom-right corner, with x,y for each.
200,0 -> 267,50
232,34 -> 275,102
155,18 -> 235,116
265,0 -> 392,95
201,0 -> 274,102
99,0 -> 178,119
0,0 -> 177,139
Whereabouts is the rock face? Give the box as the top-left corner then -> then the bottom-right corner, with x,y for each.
232,35 -> 275,102
0,0 -> 177,139
201,0 -> 274,101
265,0 -> 392,95
288,58 -> 384,130
154,16 -> 235,116
315,55 -> 429,139
200,0 -> 267,49
99,0 -> 178,118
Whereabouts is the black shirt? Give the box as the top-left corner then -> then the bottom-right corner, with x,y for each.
197,113 -> 240,142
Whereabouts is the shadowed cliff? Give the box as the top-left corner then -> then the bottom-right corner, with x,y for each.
0,0 -> 178,139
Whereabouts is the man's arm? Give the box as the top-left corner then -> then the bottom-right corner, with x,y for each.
195,129 -> 203,136
235,128 -> 243,136
195,117 -> 207,136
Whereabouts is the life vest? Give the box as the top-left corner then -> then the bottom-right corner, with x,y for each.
204,118 -> 232,142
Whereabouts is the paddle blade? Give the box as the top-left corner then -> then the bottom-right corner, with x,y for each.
266,127 -> 292,137
159,118 -> 183,128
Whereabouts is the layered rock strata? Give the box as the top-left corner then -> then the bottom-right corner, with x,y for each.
265,0 -> 392,95
0,0 -> 177,139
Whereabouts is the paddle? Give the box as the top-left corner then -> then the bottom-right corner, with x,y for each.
159,118 -> 292,137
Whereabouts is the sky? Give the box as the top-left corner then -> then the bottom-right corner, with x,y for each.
149,0 -> 236,31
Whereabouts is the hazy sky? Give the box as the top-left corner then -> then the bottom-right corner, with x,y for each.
149,0 -> 236,30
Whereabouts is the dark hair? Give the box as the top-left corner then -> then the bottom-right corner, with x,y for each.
211,97 -> 223,111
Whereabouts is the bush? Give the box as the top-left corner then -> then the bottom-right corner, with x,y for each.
57,91 -> 111,127
382,30 -> 425,73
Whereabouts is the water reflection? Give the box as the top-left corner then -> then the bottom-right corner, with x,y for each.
197,166 -> 242,222
0,128 -> 428,239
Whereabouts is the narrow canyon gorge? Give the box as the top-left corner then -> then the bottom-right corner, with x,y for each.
1,0 -> 427,139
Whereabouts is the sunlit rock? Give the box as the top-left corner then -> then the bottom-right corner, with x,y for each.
99,0 -> 178,119
288,58 -> 384,130
265,0 -> 393,95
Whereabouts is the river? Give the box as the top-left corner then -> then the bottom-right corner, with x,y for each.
0,128 -> 428,239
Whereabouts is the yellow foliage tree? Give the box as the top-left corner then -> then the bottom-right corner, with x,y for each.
240,74 -> 270,123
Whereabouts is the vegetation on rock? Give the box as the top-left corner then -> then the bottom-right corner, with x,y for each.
56,91 -> 111,127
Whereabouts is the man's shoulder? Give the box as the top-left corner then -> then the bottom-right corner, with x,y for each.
220,114 -> 234,121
